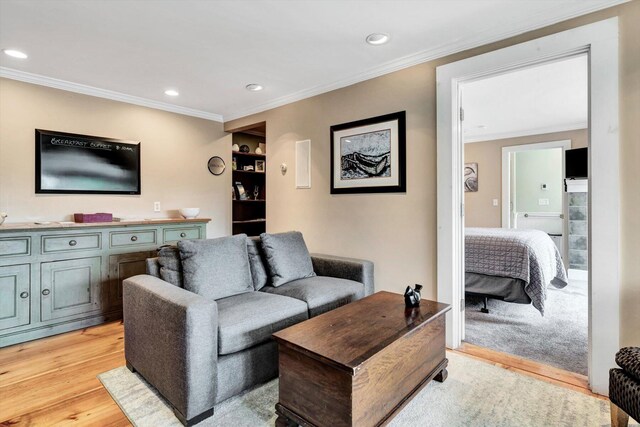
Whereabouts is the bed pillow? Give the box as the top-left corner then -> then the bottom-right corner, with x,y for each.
157,246 -> 183,287
178,234 -> 254,300
260,231 -> 316,287
247,237 -> 268,291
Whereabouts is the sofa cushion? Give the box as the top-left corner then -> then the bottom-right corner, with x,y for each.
261,276 -> 365,317
217,291 -> 308,355
260,231 -> 315,287
247,237 -> 268,291
616,347 -> 640,382
157,246 -> 183,287
178,235 -> 254,301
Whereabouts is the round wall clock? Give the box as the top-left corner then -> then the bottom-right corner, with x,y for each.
207,156 -> 226,175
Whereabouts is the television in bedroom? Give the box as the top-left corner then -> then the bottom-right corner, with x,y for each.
35,129 -> 141,194
565,147 -> 588,179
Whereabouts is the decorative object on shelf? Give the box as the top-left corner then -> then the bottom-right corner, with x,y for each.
207,156 -> 226,176
232,143 -> 240,152
243,165 -> 255,172
239,144 -> 250,153
36,129 -> 141,195
232,186 -> 236,200
464,163 -> 478,192
0,212 -> 6,225
255,146 -> 263,155
255,160 -> 265,172
179,208 -> 200,219
253,185 -> 260,200
73,213 -> 113,223
235,182 -> 248,200
330,111 -> 406,194
280,163 -> 288,175
258,142 -> 266,154
404,284 -> 423,308
232,157 -> 237,171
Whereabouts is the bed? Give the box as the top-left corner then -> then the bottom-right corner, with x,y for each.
465,227 -> 568,315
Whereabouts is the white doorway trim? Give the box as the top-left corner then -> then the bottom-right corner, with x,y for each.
501,139 -> 571,229
436,18 -> 619,395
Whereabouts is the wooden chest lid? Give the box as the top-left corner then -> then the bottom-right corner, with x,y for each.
272,291 -> 450,373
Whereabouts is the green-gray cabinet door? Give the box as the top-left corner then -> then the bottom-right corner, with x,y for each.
0,264 -> 31,331
40,257 -> 102,321
108,251 -> 156,310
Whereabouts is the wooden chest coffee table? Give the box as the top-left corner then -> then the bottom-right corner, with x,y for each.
272,291 -> 451,427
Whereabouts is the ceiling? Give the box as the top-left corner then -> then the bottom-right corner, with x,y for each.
463,54 -> 588,143
0,0 -> 622,122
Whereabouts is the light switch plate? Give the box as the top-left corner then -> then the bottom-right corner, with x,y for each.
492,199 -> 499,207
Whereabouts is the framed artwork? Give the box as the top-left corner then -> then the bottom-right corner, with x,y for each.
255,159 -> 265,172
330,111 -> 406,194
464,163 -> 478,192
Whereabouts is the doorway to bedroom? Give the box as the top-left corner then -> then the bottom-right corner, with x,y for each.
460,54 -> 589,377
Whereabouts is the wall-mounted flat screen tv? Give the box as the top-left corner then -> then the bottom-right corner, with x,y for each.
565,147 -> 588,179
35,129 -> 141,194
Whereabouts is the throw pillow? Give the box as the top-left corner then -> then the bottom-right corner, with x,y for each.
247,237 -> 268,291
157,246 -> 183,287
178,234 -> 254,300
260,231 -> 316,287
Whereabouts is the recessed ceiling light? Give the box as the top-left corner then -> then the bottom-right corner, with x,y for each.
366,33 -> 390,46
245,84 -> 263,92
3,49 -> 28,59
164,89 -> 179,97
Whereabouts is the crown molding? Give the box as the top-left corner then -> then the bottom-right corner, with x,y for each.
463,121 -> 588,144
0,67 -> 224,122
224,1 -> 627,121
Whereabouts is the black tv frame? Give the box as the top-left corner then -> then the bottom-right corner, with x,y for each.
35,129 -> 141,195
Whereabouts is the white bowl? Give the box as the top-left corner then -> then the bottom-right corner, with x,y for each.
179,208 -> 200,219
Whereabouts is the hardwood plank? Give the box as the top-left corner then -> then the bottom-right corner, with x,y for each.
0,351 -> 125,421
1,387 -> 131,427
0,322 -> 124,386
453,343 -> 606,400
0,321 -> 122,367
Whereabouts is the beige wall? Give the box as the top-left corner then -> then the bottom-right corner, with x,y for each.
226,2 -> 640,346
0,78 -> 232,238
464,129 -> 588,228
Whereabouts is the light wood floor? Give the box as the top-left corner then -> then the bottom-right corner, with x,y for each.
0,321 -> 605,426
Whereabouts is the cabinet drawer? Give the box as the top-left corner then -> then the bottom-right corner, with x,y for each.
0,237 -> 30,257
42,233 -> 101,253
110,230 -> 156,248
163,227 -> 202,243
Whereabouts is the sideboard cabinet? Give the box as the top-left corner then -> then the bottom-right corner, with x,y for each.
0,218 -> 209,347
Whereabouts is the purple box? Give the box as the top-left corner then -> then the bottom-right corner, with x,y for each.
74,213 -> 113,223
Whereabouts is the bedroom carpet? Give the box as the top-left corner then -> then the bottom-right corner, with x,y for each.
98,351 -> 614,427
465,278 -> 588,375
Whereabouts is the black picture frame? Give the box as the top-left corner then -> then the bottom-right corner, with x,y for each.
330,111 -> 406,194
35,129 -> 141,195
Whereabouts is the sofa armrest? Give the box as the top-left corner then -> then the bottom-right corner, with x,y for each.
123,274 -> 218,421
310,254 -> 375,296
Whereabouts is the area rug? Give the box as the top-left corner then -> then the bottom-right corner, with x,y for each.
465,278 -> 588,375
98,351 -> 616,427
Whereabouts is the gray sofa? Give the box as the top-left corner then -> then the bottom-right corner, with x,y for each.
122,234 -> 374,426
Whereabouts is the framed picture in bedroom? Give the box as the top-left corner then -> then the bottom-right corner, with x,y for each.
330,111 -> 406,194
464,163 -> 478,192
